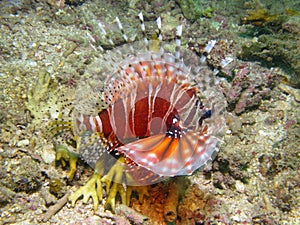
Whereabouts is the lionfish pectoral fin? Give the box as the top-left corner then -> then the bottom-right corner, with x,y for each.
118,130 -> 218,177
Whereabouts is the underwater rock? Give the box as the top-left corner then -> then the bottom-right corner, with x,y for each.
239,34 -> 300,88
5,157 -> 41,194
175,0 -> 213,21
221,62 -> 277,114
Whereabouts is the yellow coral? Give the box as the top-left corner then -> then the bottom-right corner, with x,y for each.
69,172 -> 103,210
55,144 -> 79,180
56,145 -> 149,211
241,8 -> 278,26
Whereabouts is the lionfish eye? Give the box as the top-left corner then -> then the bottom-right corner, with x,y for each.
172,115 -> 180,124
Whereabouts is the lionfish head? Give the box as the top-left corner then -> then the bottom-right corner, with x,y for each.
73,13 -> 227,186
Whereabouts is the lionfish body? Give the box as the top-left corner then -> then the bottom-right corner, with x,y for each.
73,13 -> 226,185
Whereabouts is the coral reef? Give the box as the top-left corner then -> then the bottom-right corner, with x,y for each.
239,34 -> 300,88
46,0 -> 86,9
0,0 -> 299,224
177,183 -> 224,224
175,0 -> 214,21
221,62 -> 278,114
189,39 -> 238,78
241,5 -> 280,27
238,0 -> 300,88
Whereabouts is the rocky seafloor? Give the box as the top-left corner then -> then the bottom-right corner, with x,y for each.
0,0 -> 299,224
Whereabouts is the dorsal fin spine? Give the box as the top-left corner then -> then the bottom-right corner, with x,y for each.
98,21 -> 114,45
138,12 -> 149,50
175,24 -> 183,62
156,17 -> 163,53
86,32 -> 103,52
116,17 -> 128,42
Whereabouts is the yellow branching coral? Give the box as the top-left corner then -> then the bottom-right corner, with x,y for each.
55,144 -> 148,211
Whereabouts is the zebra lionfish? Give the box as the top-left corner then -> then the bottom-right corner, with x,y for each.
70,12 -> 226,186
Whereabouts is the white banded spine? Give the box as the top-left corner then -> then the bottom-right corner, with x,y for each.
138,12 -> 148,48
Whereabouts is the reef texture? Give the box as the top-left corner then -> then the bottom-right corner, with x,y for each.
239,0 -> 300,88
0,0 -> 299,224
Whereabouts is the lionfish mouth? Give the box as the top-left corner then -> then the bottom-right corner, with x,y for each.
73,12 -> 227,186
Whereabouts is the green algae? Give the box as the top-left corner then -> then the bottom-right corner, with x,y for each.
175,0 -> 214,21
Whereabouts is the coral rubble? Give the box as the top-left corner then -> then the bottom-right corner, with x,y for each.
0,0 -> 299,224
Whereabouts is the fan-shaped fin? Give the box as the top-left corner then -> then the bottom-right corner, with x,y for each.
118,129 -> 218,177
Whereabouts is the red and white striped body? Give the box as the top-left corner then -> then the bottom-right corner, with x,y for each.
74,14 -> 226,185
